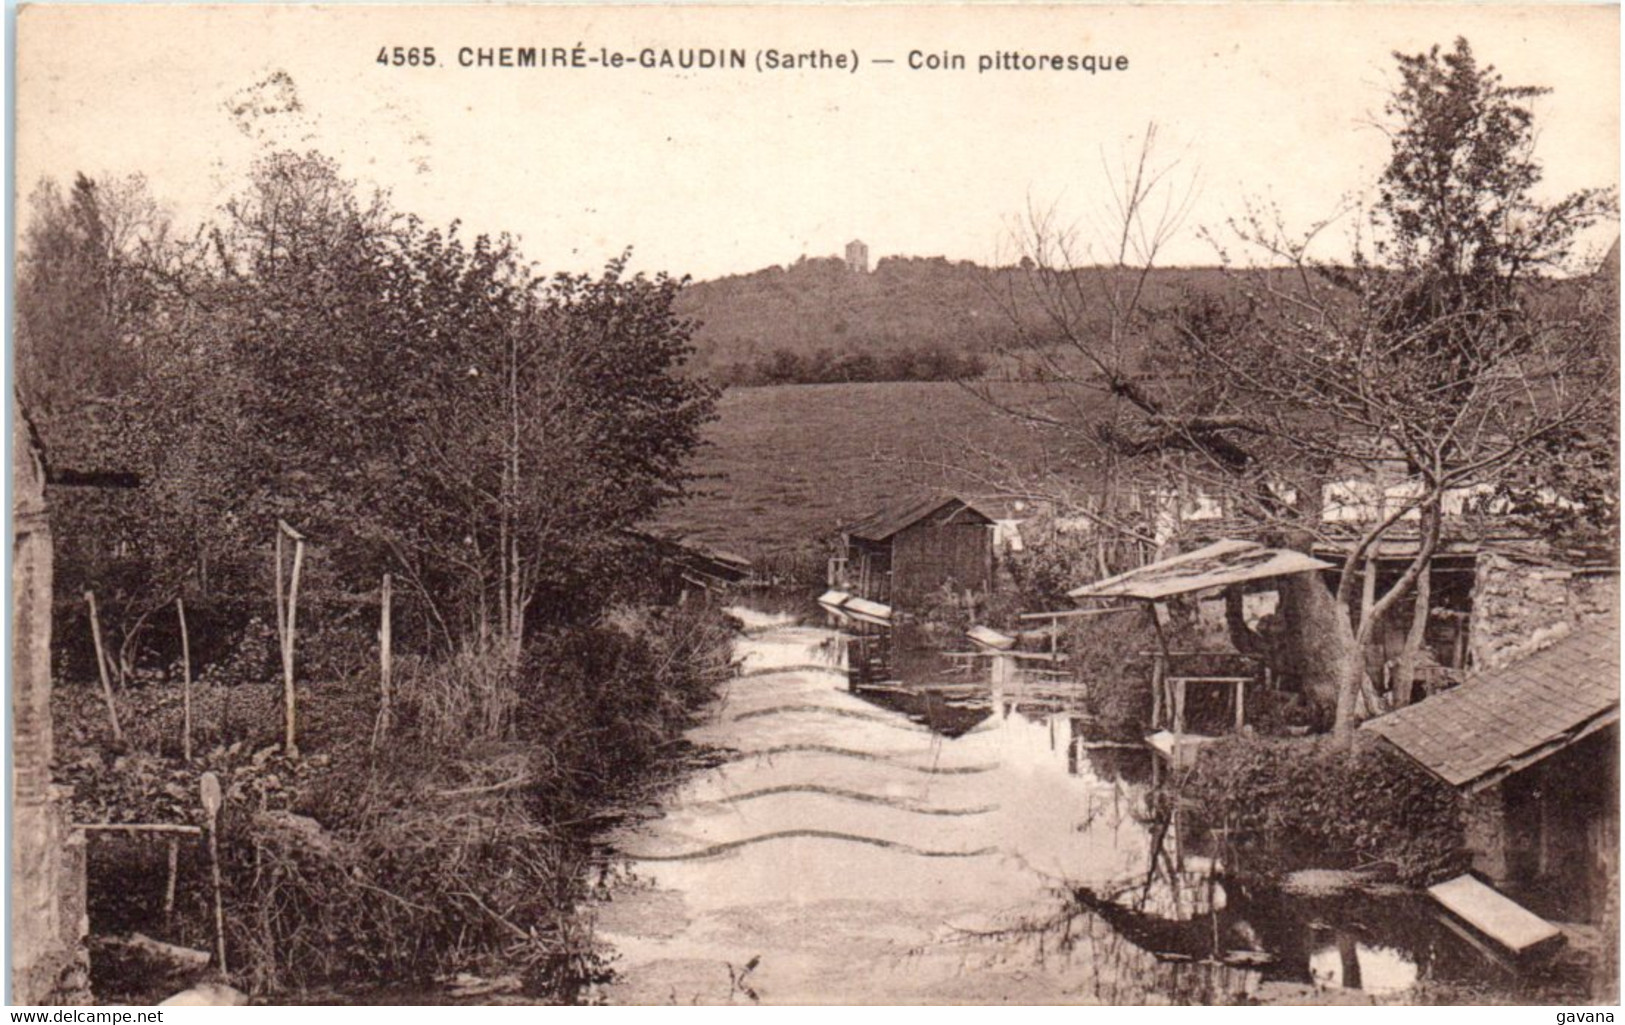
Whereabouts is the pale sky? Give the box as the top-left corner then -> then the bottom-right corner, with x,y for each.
14,4 -> 1621,281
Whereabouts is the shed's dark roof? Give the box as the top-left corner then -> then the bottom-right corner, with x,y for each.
1363,618 -> 1620,791
844,494 -> 993,543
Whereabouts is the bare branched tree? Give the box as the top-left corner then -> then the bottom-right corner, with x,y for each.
973,42 -> 1617,743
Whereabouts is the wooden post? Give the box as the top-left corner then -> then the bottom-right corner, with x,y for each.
85,591 -> 123,744
374,573 -> 393,750
276,521 -> 306,758
1235,678 -> 1246,732
1150,653 -> 1164,730
177,597 -> 192,763
274,529 -> 285,668
1146,601 -> 1171,731
163,837 -> 179,930
200,772 -> 227,974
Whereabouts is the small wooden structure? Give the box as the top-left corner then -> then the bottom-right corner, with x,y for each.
1364,618 -> 1619,923
1428,875 -> 1563,959
839,494 -> 994,607
625,530 -> 751,603
1069,539 -> 1335,766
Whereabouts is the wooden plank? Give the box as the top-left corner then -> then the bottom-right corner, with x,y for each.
1005,650 -> 1066,663
77,823 -> 203,836
1017,607 -> 1137,620
842,595 -> 893,626
1145,730 -> 1216,769
1135,650 -> 1265,660
1428,875 -> 1563,956
966,625 -> 1016,651
1069,540 -> 1336,601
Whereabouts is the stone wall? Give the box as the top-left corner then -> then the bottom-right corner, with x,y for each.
1462,787 -> 1510,884
1468,551 -> 1618,672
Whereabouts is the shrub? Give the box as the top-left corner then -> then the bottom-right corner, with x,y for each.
1067,612 -> 1158,731
66,601 -> 737,1000
521,603 -> 736,815
1181,734 -> 1467,885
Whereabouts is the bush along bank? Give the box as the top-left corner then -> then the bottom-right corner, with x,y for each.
57,603 -> 738,1002
1176,733 -> 1469,887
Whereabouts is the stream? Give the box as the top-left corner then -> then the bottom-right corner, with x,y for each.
585,603 -> 1559,1004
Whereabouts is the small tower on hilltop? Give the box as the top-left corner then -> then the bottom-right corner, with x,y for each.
845,239 -> 869,274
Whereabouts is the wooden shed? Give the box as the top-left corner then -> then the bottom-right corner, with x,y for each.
839,495 -> 994,607
1364,617 -> 1619,925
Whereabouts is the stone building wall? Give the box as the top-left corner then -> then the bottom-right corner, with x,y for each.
1468,551 -> 1618,672
1462,788 -> 1510,883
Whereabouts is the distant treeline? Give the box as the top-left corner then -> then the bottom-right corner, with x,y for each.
676,253 -> 1238,382
718,341 -> 987,386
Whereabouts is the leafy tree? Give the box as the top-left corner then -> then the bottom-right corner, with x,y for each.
362,228 -> 717,655
14,172 -> 222,680
24,147 -> 717,682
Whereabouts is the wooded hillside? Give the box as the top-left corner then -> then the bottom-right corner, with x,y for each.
676,255 -> 1236,383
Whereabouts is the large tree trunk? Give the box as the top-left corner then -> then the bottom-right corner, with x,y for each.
1391,559 -> 1431,707
1279,571 -> 1360,733
1225,571 -> 1362,733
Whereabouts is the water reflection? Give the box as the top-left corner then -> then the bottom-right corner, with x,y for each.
592,606 -> 1543,1005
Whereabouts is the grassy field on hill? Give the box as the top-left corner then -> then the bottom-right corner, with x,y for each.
655,380 -> 1097,556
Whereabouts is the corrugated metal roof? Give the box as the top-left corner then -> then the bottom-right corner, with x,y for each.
1068,539 -> 1335,601
843,494 -> 994,543
1363,618 -> 1620,790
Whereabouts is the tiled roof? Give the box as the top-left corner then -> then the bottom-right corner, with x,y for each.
843,494 -> 993,543
1363,618 -> 1620,790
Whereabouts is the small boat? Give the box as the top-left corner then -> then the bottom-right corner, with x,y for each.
842,596 -> 893,626
817,589 -> 853,619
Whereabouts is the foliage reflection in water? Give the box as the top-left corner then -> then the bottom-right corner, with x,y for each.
590,605 -> 1558,1004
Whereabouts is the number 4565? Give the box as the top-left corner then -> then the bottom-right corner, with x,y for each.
378,47 -> 436,67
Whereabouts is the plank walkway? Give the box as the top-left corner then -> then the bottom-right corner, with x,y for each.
1428,874 -> 1562,957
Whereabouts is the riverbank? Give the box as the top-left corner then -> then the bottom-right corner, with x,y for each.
56,602 -> 738,1003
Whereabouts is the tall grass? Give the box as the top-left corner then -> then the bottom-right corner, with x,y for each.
207,602 -> 736,997
395,644 -> 521,747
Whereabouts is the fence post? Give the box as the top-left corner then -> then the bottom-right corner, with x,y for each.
178,597 -> 192,762
85,591 -> 123,744
275,521 -> 306,758
374,573 -> 393,749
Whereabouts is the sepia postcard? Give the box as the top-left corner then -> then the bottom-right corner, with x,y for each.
9,2 -> 1621,1008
